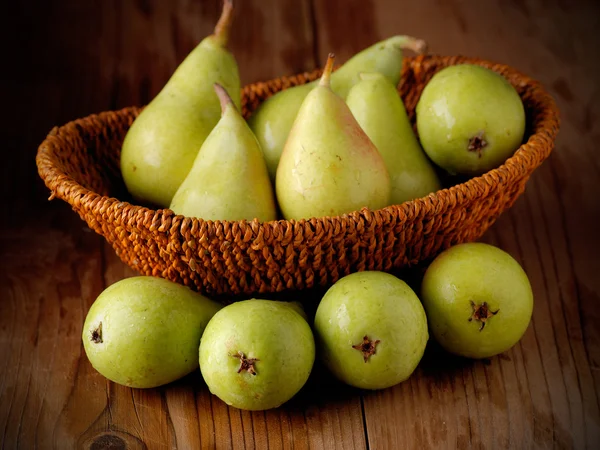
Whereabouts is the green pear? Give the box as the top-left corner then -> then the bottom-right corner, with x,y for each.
415,64 -> 526,176
275,54 -> 391,221
346,72 -> 442,205
420,243 -> 533,359
248,36 -> 427,180
199,299 -> 315,411
314,271 -> 428,390
120,0 -> 241,208
82,276 -> 223,389
169,84 -> 277,222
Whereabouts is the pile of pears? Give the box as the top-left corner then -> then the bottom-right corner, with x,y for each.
83,242 -> 534,411
119,1 -> 527,222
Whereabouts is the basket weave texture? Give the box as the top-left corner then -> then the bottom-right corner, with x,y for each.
36,55 -> 560,296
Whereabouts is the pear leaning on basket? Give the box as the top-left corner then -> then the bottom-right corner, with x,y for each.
346,72 -> 441,205
120,0 -> 241,208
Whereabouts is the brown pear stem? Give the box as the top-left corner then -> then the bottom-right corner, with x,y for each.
213,0 -> 234,47
319,53 -> 336,87
214,83 -> 234,114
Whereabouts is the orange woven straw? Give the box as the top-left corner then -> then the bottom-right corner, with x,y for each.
36,55 -> 560,297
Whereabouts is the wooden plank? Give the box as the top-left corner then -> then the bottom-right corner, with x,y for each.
0,216 -> 109,449
311,0 -> 381,65
229,0 -> 317,84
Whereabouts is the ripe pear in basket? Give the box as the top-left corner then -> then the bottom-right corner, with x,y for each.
169,83 -> 277,223
276,53 -> 391,220
36,28 -> 560,297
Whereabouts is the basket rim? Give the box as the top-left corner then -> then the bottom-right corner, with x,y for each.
35,54 -> 561,234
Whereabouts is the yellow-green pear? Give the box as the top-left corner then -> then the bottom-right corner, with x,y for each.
248,36 -> 427,181
120,0 -> 241,208
82,276 -> 223,389
169,84 -> 277,222
346,72 -> 442,205
275,54 -> 391,221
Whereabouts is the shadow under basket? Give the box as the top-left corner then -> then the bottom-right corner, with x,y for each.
36,54 -> 560,298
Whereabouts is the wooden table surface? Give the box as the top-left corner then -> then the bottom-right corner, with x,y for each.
2,0 -> 600,448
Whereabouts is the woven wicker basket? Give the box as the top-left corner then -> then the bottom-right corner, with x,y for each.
36,55 -> 560,297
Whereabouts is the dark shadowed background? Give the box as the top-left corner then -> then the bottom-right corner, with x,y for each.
1,0 -> 600,448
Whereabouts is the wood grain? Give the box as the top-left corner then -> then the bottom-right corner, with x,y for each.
1,0 -> 600,448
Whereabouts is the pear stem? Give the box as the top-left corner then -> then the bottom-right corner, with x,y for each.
213,0 -> 234,47
214,83 -> 235,115
319,53 -> 336,87
388,35 -> 428,55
